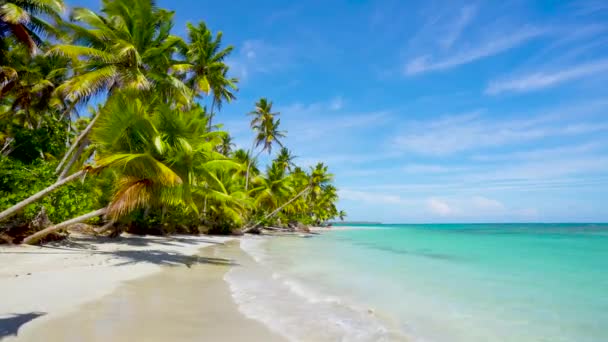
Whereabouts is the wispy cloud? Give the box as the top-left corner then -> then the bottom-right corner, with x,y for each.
427,198 -> 455,216
402,163 -> 454,174
392,108 -> 608,155
471,142 -> 606,162
404,27 -> 547,75
279,99 -> 391,144
227,40 -> 294,80
486,58 -> 608,94
339,189 -> 413,205
329,96 -> 344,111
439,4 -> 478,49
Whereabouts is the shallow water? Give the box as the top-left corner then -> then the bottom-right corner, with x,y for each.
227,224 -> 608,342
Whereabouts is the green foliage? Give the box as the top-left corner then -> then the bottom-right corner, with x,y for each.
0,156 -> 103,223
2,119 -> 67,163
0,0 -> 345,240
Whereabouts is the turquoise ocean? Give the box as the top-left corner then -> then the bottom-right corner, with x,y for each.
226,224 -> 608,341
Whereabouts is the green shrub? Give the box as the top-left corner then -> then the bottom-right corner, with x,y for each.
0,156 -> 100,224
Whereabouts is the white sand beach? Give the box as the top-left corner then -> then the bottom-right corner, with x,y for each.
0,234 -> 283,342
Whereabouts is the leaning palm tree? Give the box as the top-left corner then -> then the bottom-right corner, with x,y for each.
244,98 -> 286,190
49,0 -> 194,178
249,162 -> 292,215
0,0 -> 64,56
243,162 -> 333,232
22,94 -> 239,243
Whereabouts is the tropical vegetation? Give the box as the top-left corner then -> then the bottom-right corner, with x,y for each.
0,0 -> 344,244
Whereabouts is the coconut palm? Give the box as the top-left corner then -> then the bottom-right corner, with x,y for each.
245,98 -> 286,190
249,162 -> 292,215
275,147 -> 296,172
196,169 -> 251,229
21,93 -> 239,243
0,0 -> 64,56
49,0 -> 191,105
244,162 -> 333,231
217,134 -> 235,156
49,0 -> 195,178
0,46 -> 69,141
183,21 -> 237,128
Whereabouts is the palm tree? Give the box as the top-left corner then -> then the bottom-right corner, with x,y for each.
184,21 -> 237,129
49,0 -> 194,178
195,169 -> 251,229
21,93 -> 239,243
275,147 -> 296,172
217,134 -> 235,156
208,67 -> 237,129
249,162 -> 292,215
0,47 -> 69,133
0,0 -> 64,56
338,210 -> 347,221
49,0 -> 191,105
243,162 -> 333,232
245,98 -> 286,190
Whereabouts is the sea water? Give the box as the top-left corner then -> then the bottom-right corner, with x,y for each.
225,224 -> 608,341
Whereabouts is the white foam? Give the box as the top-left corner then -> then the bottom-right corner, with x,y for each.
225,236 -> 408,341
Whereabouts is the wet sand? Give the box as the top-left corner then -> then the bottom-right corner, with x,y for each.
3,239 -> 285,342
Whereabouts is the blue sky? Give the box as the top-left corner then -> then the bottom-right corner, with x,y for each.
72,0 -> 608,223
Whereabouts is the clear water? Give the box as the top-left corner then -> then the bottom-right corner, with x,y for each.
226,224 -> 608,342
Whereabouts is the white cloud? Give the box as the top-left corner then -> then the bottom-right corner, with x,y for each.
439,4 -> 477,49
486,59 -> 608,94
405,27 -> 547,75
427,198 -> 455,216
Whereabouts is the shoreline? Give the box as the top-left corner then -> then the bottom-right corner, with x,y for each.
0,233 -> 245,341
0,229 -> 340,341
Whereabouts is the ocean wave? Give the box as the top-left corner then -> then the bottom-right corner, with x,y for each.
225,237 -> 408,341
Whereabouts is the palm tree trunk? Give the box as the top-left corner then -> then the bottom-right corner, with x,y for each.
57,138 -> 88,180
0,170 -> 86,223
56,113 -> 99,175
242,187 -> 309,233
208,98 -> 216,131
23,207 -> 107,245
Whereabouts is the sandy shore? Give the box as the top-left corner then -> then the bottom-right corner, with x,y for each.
0,234 -> 284,341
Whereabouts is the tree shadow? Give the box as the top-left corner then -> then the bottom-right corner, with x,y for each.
22,243 -> 240,268
56,235 -> 226,250
0,312 -> 46,339
109,249 -> 239,268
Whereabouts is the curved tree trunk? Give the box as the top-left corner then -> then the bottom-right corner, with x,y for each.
23,207 -> 107,245
56,113 -> 99,175
0,170 -> 86,223
58,138 -> 89,180
242,187 -> 309,233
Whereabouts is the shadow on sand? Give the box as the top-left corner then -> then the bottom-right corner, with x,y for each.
2,235 -> 239,268
0,312 -> 46,339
